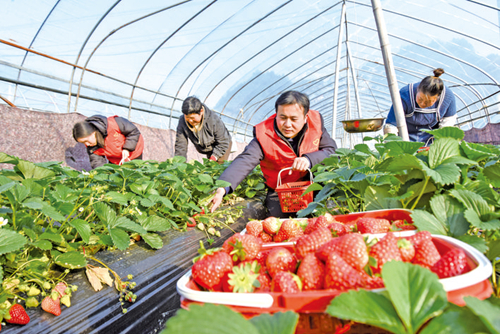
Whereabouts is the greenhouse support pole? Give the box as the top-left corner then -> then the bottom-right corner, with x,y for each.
346,41 -> 362,119
371,0 -> 409,141
332,1 -> 346,140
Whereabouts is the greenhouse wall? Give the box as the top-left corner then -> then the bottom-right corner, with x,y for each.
0,105 -> 246,169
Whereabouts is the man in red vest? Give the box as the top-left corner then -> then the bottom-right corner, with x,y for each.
211,91 -> 337,218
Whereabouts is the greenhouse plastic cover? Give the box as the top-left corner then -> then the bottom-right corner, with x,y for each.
0,0 -> 499,147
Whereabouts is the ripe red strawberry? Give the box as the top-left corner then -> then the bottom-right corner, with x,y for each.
360,272 -> 385,289
254,249 -> 269,268
42,296 -> 62,316
369,233 -> 402,273
315,238 -> 341,262
324,252 -> 364,290
392,219 -> 417,231
412,239 -> 441,269
259,231 -> 273,243
297,253 -> 325,290
271,271 -> 302,293
192,247 -> 233,290
356,218 -> 391,234
295,227 -> 333,259
5,304 -> 30,324
246,220 -> 263,237
266,247 -> 297,278
304,217 -> 318,234
405,230 -> 432,247
262,216 -> 281,235
255,272 -> 272,292
274,219 -> 304,242
397,238 -> 415,262
329,233 -> 369,271
327,222 -> 347,237
431,248 -> 467,279
222,234 -> 263,262
304,216 -> 329,235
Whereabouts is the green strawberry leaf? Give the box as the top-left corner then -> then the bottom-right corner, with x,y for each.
482,163 -> 500,188
16,160 -> 55,179
464,208 -> 500,231
249,311 -> 299,334
94,202 -> 118,226
411,210 -> 448,235
0,230 -> 28,255
422,163 -> 460,186
149,195 -> 174,210
327,290 -> 406,334
69,219 -> 91,244
161,304 -> 260,334
487,239 -> 500,261
22,197 -> 44,210
142,233 -> 163,249
140,197 -> 155,207
142,216 -> 171,232
105,191 -> 129,206
115,217 -> 147,234
385,141 -> 424,156
383,261 -> 448,333
0,182 -> 15,194
429,195 -> 469,237
461,141 -> 499,162
54,251 -> 87,269
420,303 -> 491,334
31,240 -> 52,250
450,189 -> 491,216
424,127 -> 464,140
364,185 -> 402,211
428,138 -> 460,169
40,203 -> 66,222
39,231 -> 65,244
376,154 -> 424,173
109,227 -> 131,251
354,143 -> 376,156
464,296 -> 500,334
198,174 -> 214,184
457,235 -> 488,253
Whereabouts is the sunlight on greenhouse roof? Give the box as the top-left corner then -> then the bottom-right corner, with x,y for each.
0,0 -> 499,147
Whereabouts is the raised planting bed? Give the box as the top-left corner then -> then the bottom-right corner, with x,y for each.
2,200 -> 267,334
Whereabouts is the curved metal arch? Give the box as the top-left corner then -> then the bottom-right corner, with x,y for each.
68,0 -> 121,113
129,1 -> 217,120
13,0 -> 62,103
236,55 -> 348,133
150,0 -> 259,107
230,41 -> 340,129
349,21 -> 499,85
352,56 -> 478,116
167,0 -> 294,125
349,39 -> 483,114
74,1 -> 190,112
201,1 -> 343,105
349,0 -> 500,53
465,0 -> 500,12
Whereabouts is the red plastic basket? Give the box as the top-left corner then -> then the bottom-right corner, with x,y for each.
275,167 -> 314,213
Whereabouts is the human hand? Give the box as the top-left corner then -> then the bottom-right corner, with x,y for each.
119,149 -> 130,165
290,157 -> 310,174
210,187 -> 226,213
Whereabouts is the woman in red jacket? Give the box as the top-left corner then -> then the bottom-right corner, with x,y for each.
73,115 -> 144,169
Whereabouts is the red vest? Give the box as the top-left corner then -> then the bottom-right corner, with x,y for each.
255,109 -> 322,190
94,116 -> 144,165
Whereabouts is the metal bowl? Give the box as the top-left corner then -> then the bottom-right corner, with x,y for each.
341,117 -> 386,133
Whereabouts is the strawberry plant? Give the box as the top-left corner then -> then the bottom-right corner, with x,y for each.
0,152 -> 265,325
300,127 -> 500,295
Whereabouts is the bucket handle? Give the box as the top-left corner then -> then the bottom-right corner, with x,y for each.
277,167 -> 313,187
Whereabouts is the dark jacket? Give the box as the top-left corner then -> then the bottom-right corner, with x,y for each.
174,105 -> 231,160
85,115 -> 142,169
219,113 -> 337,193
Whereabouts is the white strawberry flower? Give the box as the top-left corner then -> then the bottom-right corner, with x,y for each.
0,217 -> 8,227
81,171 -> 90,175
